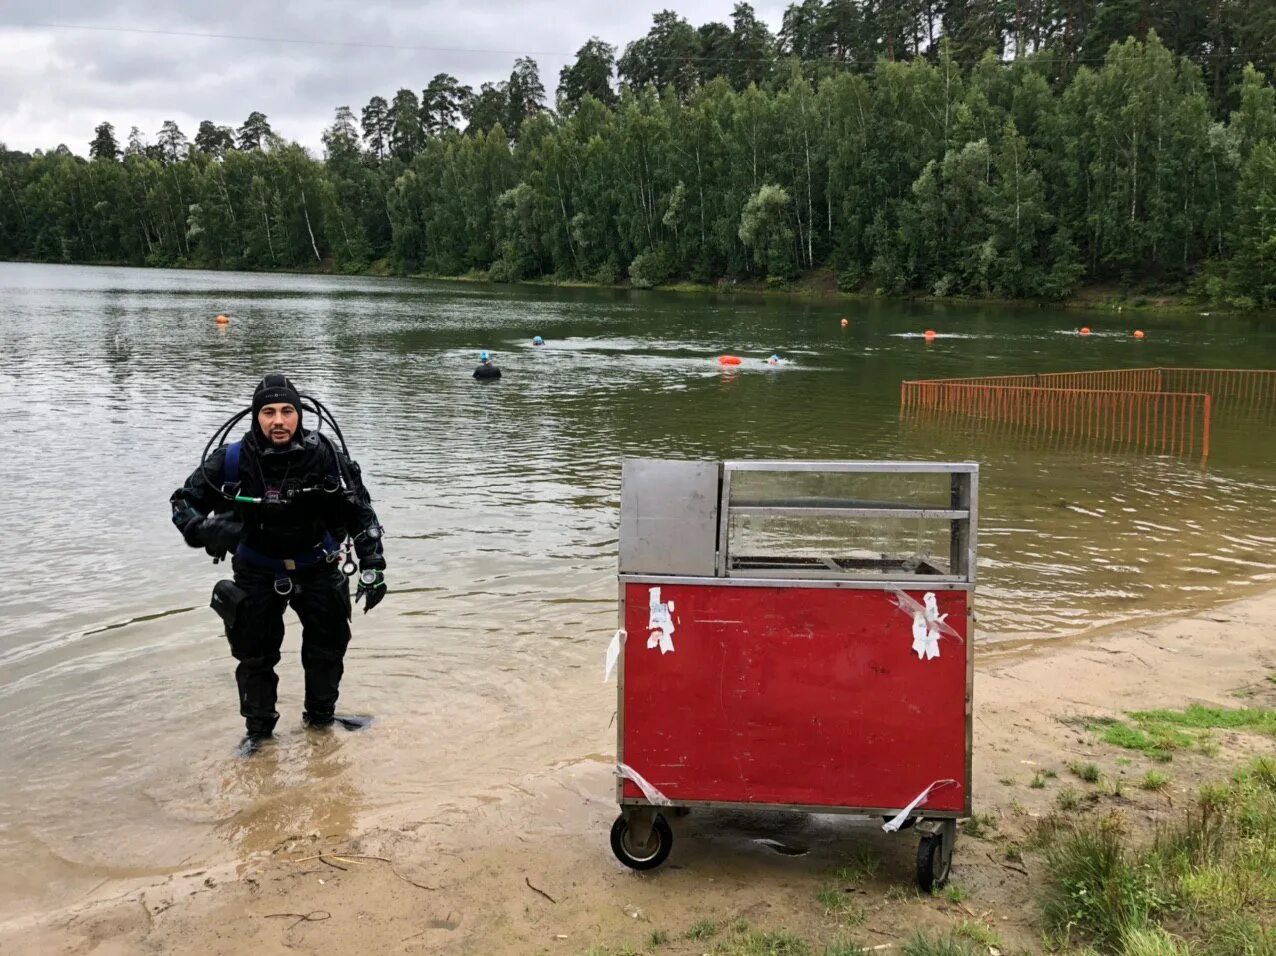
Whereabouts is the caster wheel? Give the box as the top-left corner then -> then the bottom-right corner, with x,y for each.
610,813 -> 673,871
916,832 -> 951,892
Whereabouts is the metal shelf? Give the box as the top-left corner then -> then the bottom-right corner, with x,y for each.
731,505 -> 969,520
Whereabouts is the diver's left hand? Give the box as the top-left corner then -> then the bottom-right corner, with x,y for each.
355,560 -> 386,614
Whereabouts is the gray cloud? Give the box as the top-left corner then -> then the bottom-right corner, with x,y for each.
1,1 -> 789,155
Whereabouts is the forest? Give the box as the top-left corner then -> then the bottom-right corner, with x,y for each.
2,0 -> 1275,305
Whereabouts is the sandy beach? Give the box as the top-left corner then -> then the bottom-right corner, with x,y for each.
3,587 -> 1273,956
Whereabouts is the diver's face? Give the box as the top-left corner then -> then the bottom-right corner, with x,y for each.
257,403 -> 299,446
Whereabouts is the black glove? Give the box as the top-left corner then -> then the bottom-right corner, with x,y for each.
355,555 -> 386,614
201,514 -> 244,559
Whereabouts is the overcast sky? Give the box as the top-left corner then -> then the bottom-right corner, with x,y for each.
2,1 -> 790,156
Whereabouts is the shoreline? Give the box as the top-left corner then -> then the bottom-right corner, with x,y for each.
3,257 -> 1261,318
4,587 -> 1273,954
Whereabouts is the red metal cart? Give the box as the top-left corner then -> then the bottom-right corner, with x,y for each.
609,460 -> 977,889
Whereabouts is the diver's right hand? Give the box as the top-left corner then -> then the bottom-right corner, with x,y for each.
200,514 -> 244,559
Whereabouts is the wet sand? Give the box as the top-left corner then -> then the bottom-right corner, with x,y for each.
4,589 -> 1273,955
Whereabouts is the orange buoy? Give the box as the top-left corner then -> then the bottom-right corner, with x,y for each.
1079,327 -> 1091,336
840,318 -> 849,327
718,355 -> 743,366
923,330 -> 937,341
215,314 -> 230,325
1133,329 -> 1145,339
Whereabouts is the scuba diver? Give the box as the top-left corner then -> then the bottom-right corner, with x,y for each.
170,373 -> 387,755
473,350 -> 502,380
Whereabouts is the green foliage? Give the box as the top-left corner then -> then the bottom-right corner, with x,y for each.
1096,706 -> 1276,764
1042,816 -> 1165,949
961,813 -> 998,838
954,920 -> 1002,948
629,246 -> 676,288
5,31 -> 1276,298
649,928 -> 670,946
901,933 -> 978,956
686,919 -> 720,940
833,848 -> 880,884
1140,770 -> 1169,791
1071,761 -> 1103,783
815,883 -> 865,924
710,927 -> 812,956
1041,758 -> 1276,953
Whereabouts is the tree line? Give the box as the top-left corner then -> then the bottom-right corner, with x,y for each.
1,1 -> 1275,305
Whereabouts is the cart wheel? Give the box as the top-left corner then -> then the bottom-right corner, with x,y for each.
916,832 -> 951,892
610,813 -> 673,871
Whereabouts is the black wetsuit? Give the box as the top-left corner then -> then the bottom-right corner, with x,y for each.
473,363 -> 502,379
170,428 -> 384,736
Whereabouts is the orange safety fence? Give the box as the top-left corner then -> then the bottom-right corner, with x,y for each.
913,368 -> 1276,409
900,369 -> 1276,462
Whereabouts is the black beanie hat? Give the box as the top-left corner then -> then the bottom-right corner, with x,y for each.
252,372 -> 302,418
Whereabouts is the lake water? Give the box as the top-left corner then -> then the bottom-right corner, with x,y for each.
1,262 -> 1274,918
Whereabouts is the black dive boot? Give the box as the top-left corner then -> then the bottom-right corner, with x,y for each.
237,732 -> 273,757
303,711 -> 372,731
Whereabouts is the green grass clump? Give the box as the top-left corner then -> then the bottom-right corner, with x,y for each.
816,884 -> 865,925
1041,815 -> 1164,950
1132,704 -> 1276,736
649,928 -> 670,947
1057,786 -> 1082,811
686,919 -> 720,940
954,920 -> 1002,947
1030,772 -> 1048,789
1118,926 -> 1192,955
942,882 -> 967,904
833,848 -> 880,883
901,933 -> 978,956
961,812 -> 998,838
1140,770 -> 1168,791
821,941 -> 866,956
1071,760 -> 1102,783
1095,706 -> 1276,764
1040,757 -> 1276,953
711,928 -> 812,956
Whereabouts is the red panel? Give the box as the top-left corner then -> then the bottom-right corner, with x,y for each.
621,583 -> 968,812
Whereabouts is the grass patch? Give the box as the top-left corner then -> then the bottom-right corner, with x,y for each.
1040,757 -> 1276,953
833,848 -> 880,883
821,942 -> 866,956
942,883 -> 968,904
687,919 -> 720,940
710,927 -> 813,956
1140,770 -> 1169,791
1119,926 -> 1192,955
997,776 -> 1015,786
961,813 -> 998,838
884,885 -> 920,903
1101,776 -> 1126,798
1030,772 -> 1048,789
1094,705 -> 1276,763
1070,761 -> 1103,783
1057,786 -> 1082,811
816,884 -> 865,925
901,933 -> 978,956
649,928 -> 670,947
954,920 -> 1003,948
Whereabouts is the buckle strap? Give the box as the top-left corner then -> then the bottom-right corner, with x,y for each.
234,533 -> 337,574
